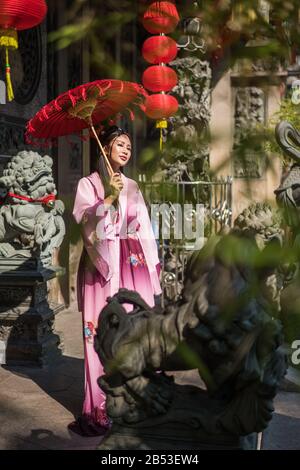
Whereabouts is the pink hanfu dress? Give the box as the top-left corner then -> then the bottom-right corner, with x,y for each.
72,171 -> 161,430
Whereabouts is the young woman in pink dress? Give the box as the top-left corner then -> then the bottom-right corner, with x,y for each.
70,126 -> 161,436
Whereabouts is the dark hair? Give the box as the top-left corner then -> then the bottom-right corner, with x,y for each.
96,126 -> 131,198
100,126 -> 130,146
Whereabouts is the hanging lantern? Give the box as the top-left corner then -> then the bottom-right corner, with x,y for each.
141,1 -> 179,151
0,0 -> 47,101
142,35 -> 178,64
143,1 -> 180,34
145,93 -> 178,150
145,93 -> 178,120
142,65 -> 178,93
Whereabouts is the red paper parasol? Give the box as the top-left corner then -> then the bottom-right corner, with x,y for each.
26,79 -> 148,175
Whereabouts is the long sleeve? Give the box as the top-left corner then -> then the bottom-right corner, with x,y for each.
73,177 -> 113,283
136,187 -> 162,295
73,177 -> 96,225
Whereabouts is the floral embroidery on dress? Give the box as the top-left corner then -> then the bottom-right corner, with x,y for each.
127,222 -> 140,239
127,251 -> 146,267
84,321 -> 96,343
94,407 -> 112,428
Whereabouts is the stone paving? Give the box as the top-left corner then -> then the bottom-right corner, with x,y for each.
0,304 -> 299,450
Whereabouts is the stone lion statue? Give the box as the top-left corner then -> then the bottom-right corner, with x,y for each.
0,150 -> 65,264
274,121 -> 300,227
274,120 -> 300,351
94,203 -> 287,442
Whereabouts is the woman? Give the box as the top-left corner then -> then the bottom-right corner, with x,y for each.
70,126 -> 161,436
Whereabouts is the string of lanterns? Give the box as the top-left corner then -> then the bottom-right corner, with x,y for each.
141,1 -> 180,150
0,0 -> 47,102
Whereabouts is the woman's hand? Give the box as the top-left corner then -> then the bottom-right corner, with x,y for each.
109,172 -> 123,200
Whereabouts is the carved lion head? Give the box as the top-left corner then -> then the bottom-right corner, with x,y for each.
0,151 -> 57,203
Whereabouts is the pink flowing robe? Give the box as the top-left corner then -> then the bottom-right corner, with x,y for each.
72,171 -> 161,426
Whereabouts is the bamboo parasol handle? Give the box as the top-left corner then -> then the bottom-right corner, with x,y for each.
90,125 -> 114,177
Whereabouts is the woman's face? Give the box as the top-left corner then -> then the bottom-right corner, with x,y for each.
106,134 -> 132,170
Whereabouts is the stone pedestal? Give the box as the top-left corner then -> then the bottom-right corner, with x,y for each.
99,384 -> 258,451
0,257 -> 65,366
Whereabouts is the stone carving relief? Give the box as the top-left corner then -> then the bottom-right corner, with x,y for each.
0,117 -> 29,159
163,57 -> 211,180
177,16 -> 206,54
233,87 -> 266,178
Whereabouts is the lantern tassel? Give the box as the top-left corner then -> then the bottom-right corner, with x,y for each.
5,48 -> 14,102
160,127 -> 163,151
156,118 -> 168,151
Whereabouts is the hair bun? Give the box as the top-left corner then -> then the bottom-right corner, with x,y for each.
100,125 -> 129,144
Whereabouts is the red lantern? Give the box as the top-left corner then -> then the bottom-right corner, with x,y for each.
143,1 -> 180,34
0,0 -> 47,101
142,65 -> 177,93
0,0 -> 47,29
142,35 -> 178,64
145,93 -> 178,120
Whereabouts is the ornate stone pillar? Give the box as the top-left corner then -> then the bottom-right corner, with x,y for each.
232,86 -> 266,178
162,8 -> 212,181
0,264 -> 64,366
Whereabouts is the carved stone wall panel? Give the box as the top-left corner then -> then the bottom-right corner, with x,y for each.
68,136 -> 83,194
12,27 -> 43,104
232,53 -> 285,78
0,116 -> 35,171
233,87 -> 266,178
